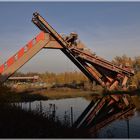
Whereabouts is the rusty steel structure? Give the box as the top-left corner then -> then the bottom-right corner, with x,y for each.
73,94 -> 135,134
0,12 -> 134,91
0,12 -> 136,134
8,76 -> 39,82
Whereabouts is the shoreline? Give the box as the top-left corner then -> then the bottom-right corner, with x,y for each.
0,86 -> 101,103
34,88 -> 101,100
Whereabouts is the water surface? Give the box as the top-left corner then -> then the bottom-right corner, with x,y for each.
17,96 -> 140,138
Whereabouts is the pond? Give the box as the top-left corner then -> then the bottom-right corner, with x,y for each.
15,96 -> 140,138
19,97 -> 90,123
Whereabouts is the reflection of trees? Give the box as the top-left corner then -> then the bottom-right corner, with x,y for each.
132,95 -> 140,112
83,94 -> 101,102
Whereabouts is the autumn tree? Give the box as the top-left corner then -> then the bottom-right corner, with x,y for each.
112,54 -> 133,68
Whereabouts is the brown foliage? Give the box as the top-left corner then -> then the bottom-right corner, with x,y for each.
14,71 -> 89,84
112,55 -> 140,88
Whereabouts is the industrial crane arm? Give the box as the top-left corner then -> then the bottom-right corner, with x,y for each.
32,12 -> 134,90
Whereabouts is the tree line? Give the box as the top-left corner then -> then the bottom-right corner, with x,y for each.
13,71 -> 88,84
112,55 -> 140,88
13,55 -> 140,88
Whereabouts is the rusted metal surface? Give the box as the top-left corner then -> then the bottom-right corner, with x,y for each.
32,12 -> 134,91
0,32 -> 49,83
89,105 -> 135,136
73,94 -> 135,135
0,12 -> 136,136
0,12 -> 134,91
8,76 -> 39,80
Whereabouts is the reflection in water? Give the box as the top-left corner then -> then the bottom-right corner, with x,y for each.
131,95 -> 140,112
18,97 -> 90,122
73,94 -> 135,138
14,93 -> 140,138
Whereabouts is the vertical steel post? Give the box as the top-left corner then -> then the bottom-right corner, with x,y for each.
127,119 -> 130,138
40,101 -> 42,113
71,106 -> 73,126
29,102 -> 31,111
53,104 -> 56,121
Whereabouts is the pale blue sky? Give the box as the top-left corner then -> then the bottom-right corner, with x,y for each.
0,2 -> 140,73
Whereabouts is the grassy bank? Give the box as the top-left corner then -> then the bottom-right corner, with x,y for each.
1,85 -> 140,103
0,103 -> 89,138
0,85 -> 101,102
0,86 -> 93,138
0,86 -> 48,103
36,88 -> 101,100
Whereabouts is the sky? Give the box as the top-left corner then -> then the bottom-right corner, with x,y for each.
0,2 -> 140,73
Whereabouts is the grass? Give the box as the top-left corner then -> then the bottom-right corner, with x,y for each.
0,85 -> 92,138
0,85 -> 101,102
0,85 -> 48,103
37,88 -> 101,100
2,84 -> 140,102
0,103 -> 90,138
0,85 -> 139,138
